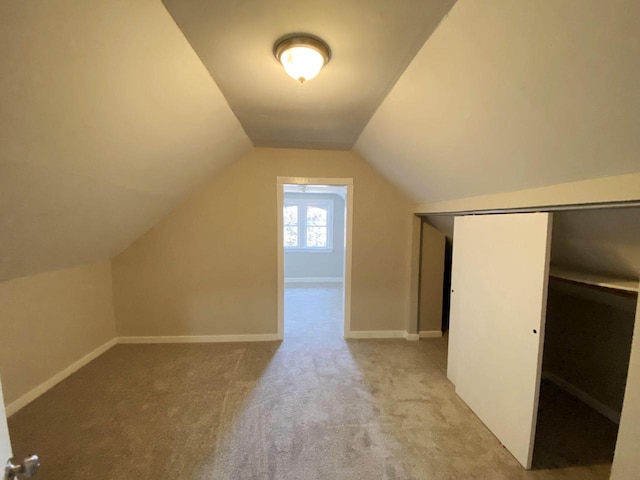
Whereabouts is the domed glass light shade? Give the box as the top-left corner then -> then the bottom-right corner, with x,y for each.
274,35 -> 331,83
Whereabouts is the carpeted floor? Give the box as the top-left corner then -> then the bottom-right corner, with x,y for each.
8,284 -> 614,479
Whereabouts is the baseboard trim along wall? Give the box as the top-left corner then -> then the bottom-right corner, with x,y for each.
6,338 -> 117,417
8,330 -> 433,416
284,277 -> 344,283
419,330 -> 443,338
542,372 -> 621,424
346,331 -> 413,339
5,334 -> 285,416
116,334 -> 283,344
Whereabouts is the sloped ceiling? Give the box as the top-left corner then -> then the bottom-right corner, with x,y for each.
3,0 -> 640,283
0,0 -> 251,282
162,0 -> 456,150
356,0 -> 640,204
551,208 -> 640,280
426,208 -> 640,280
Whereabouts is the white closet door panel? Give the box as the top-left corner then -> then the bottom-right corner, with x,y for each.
446,217 -> 471,386
452,213 -> 552,469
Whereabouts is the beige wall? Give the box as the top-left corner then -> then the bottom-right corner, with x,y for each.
612,298 -> 640,479
112,148 -> 414,336
419,221 -> 445,333
0,262 -> 116,407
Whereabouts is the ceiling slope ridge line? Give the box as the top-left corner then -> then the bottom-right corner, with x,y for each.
175,20 -> 254,146
254,139 -> 352,150
0,259 -> 112,286
107,153 -> 249,259
352,1 -> 459,150
159,1 -> 252,144
345,149 -> 421,205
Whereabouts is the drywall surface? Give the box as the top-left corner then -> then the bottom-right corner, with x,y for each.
0,0 -> 251,283
543,280 -> 636,415
552,208 -> 640,280
357,0 -> 640,204
419,221 -> 445,332
426,206 -> 640,284
163,0 -> 456,149
0,262 -> 116,406
611,298 -> 640,479
112,148 -> 414,336
425,216 -> 454,240
284,193 -> 345,280
407,215 -> 422,335
416,173 -> 640,214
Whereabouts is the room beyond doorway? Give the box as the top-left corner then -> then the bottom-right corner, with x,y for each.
276,178 -> 353,338
284,283 -> 344,339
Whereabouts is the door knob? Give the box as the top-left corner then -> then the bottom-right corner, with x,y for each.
4,455 -> 39,479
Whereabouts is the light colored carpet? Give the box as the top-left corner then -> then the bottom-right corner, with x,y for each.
7,284 -> 613,479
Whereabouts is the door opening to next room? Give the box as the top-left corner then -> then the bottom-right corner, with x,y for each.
282,184 -> 348,339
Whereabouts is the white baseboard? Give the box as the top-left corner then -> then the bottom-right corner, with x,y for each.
117,334 -> 282,344
285,277 -> 344,283
419,330 -> 443,338
5,333 -> 284,416
404,333 -> 420,341
542,372 -> 621,424
6,338 -> 117,417
345,330 -> 407,339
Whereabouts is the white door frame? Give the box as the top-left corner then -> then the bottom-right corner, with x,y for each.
276,176 -> 354,339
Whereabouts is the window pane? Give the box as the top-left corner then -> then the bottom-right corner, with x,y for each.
284,205 -> 298,226
306,226 -> 327,247
307,206 -> 327,226
284,226 -> 299,246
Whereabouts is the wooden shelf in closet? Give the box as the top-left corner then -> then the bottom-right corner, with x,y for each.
550,267 -> 639,295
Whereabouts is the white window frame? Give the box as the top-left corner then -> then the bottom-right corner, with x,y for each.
283,198 -> 334,252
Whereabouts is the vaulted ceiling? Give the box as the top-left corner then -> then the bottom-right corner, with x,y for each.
1,0 -> 639,282
426,207 -> 640,280
0,0 -> 251,282
356,0 -> 640,203
162,0 -> 456,150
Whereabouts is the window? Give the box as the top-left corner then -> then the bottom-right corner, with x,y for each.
284,198 -> 333,251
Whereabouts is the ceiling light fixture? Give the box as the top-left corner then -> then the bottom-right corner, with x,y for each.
273,34 -> 331,84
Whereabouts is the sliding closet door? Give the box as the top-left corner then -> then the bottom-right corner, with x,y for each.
446,217 -> 469,386
449,213 -> 552,469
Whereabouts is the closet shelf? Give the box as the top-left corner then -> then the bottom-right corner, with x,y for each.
550,267 -> 639,294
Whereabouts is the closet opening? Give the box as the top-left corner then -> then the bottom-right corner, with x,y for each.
417,216 -> 455,338
421,206 -> 639,472
417,219 -> 446,338
532,207 -> 640,470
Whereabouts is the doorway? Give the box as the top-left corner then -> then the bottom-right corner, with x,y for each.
276,177 -> 353,339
